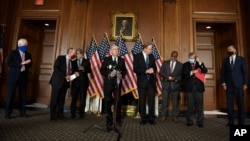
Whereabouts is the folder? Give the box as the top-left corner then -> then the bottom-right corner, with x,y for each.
195,68 -> 206,83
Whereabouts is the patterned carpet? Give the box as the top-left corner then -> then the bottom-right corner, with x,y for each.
0,108 -> 248,141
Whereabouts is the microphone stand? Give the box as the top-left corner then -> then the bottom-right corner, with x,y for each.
113,70 -> 122,141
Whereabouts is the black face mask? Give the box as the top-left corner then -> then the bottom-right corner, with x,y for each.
227,51 -> 234,56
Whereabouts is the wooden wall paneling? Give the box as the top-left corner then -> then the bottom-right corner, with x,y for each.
192,0 -> 237,14
68,0 -> 88,49
20,0 -> 60,11
162,2 -> 179,59
179,0 -> 191,63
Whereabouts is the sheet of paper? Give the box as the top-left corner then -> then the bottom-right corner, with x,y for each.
70,74 -> 77,81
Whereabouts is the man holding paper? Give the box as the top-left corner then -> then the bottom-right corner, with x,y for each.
182,52 -> 207,128
49,48 -> 78,121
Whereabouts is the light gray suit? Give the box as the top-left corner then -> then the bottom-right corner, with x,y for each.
160,59 -> 183,118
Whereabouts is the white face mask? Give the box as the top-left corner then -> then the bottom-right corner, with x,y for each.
77,55 -> 81,59
188,58 -> 195,64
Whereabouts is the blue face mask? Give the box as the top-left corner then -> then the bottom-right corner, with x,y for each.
19,45 -> 28,52
188,58 -> 195,64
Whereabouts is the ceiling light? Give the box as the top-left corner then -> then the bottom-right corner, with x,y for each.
206,26 -> 211,29
44,23 -> 49,27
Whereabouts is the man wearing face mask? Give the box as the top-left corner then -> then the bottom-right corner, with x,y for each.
159,51 -> 183,123
221,44 -> 248,126
182,52 -> 207,128
70,48 -> 92,119
5,38 -> 32,119
49,48 -> 78,121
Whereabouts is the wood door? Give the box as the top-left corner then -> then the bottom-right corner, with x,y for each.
215,23 -> 237,110
196,32 -> 217,110
18,20 -> 42,103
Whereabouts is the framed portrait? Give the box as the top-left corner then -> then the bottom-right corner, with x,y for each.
110,12 -> 138,41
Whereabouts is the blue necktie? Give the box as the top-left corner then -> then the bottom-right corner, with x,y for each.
146,55 -> 150,80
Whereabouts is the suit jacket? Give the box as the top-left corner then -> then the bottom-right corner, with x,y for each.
49,55 -> 72,89
133,52 -> 157,88
160,60 -> 183,91
100,56 -> 127,80
182,61 -> 207,92
71,58 -> 92,88
221,55 -> 248,88
7,49 -> 32,82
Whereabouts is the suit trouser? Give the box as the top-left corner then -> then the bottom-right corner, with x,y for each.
138,82 -> 155,121
6,72 -> 27,116
50,81 -> 68,119
104,78 -> 121,126
186,85 -> 204,125
70,84 -> 88,116
226,86 -> 245,125
160,87 -> 180,118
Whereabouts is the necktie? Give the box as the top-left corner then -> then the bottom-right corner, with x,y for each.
146,55 -> 150,80
67,59 -> 71,75
21,53 -> 25,72
170,61 -> 175,73
230,57 -> 234,68
146,55 -> 149,68
78,59 -> 81,67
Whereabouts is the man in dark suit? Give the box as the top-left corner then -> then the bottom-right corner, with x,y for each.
49,48 -> 78,121
133,42 -> 157,125
70,48 -> 92,119
100,44 -> 127,131
159,51 -> 183,123
221,44 -> 248,126
182,52 -> 207,128
5,38 -> 32,119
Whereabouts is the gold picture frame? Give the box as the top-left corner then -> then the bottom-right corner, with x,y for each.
110,12 -> 138,41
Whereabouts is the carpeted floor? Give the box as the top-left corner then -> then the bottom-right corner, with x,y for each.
0,108 -> 248,141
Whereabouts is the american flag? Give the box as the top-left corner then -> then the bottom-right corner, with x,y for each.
98,33 -> 110,61
131,34 -> 143,56
151,38 -> 163,96
114,36 -> 137,95
0,31 -> 4,76
131,34 -> 144,99
85,36 -> 104,98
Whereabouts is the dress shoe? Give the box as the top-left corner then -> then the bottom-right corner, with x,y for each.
159,117 -> 167,122
198,124 -> 204,128
106,125 -> 114,132
172,117 -> 179,123
4,115 -> 11,119
226,123 -> 234,127
79,114 -> 84,119
140,120 -> 147,125
186,123 -> 193,127
71,114 -> 76,119
148,120 -> 156,125
20,114 -> 28,118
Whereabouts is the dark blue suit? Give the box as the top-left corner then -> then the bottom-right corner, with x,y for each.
133,52 -> 156,122
221,55 -> 248,125
5,49 -> 32,117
